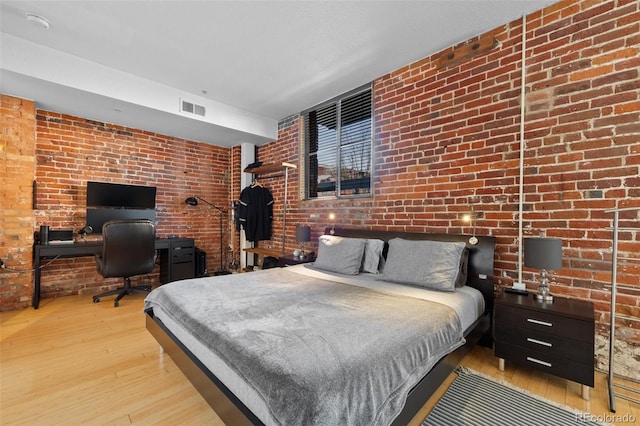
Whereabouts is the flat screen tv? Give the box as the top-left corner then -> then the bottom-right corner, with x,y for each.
86,181 -> 156,209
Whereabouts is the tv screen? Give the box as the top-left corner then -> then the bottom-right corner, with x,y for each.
86,181 -> 156,209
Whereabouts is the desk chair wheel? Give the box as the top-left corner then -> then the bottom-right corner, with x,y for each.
93,297 -> 100,303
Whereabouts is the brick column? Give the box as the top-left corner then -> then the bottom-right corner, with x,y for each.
0,95 -> 36,310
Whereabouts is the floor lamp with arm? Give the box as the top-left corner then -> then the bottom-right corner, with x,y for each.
185,196 -> 231,276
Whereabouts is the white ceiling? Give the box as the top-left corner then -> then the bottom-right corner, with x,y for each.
1,0 -> 553,147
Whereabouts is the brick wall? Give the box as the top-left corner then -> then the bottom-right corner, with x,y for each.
254,0 -> 639,370
0,95 -> 36,309
2,0 -> 637,371
1,103 -> 231,310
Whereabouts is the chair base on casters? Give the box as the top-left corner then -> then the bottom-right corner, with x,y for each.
93,277 -> 151,307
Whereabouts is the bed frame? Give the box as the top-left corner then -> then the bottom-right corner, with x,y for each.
145,228 -> 495,425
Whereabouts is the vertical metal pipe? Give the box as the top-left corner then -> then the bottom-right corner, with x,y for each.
516,14 -> 527,290
282,167 -> 288,255
608,210 -> 619,412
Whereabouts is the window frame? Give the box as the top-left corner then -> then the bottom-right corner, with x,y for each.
301,84 -> 373,200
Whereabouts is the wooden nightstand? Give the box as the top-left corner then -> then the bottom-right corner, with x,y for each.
277,253 -> 315,267
494,292 -> 595,400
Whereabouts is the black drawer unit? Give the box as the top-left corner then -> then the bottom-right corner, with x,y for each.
494,293 -> 595,399
160,238 -> 195,283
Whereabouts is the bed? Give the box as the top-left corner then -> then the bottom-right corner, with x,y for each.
144,228 -> 495,425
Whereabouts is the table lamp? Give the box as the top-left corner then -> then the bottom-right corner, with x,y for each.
524,237 -> 562,303
295,225 -> 311,258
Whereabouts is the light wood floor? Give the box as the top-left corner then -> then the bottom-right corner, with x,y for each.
1,294 -> 638,425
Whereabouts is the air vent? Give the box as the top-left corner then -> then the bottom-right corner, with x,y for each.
180,99 -> 206,117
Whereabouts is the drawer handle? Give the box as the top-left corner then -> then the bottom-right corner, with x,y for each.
527,357 -> 552,368
527,318 -> 553,327
527,337 -> 552,347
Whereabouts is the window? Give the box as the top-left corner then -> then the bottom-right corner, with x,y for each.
303,86 -> 372,199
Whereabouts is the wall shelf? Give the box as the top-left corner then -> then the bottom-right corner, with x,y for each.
243,162 -> 296,175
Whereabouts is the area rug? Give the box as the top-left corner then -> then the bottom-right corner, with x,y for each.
423,367 -> 610,426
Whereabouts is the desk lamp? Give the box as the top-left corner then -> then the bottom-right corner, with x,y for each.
185,196 -> 231,276
524,237 -> 562,303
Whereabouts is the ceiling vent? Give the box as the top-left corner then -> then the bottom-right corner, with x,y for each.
180,99 -> 206,117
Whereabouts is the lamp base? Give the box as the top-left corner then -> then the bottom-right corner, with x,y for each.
535,269 -> 554,303
535,293 -> 553,303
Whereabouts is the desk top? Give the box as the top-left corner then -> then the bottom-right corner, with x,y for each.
35,238 -> 172,256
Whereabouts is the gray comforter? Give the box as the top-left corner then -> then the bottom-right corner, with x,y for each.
144,266 -> 464,426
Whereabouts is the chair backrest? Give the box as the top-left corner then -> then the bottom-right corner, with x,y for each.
98,219 -> 156,278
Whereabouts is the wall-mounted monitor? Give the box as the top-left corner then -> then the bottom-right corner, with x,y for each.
84,181 -> 157,234
86,181 -> 156,209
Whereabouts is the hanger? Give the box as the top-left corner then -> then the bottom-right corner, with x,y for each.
251,178 -> 262,188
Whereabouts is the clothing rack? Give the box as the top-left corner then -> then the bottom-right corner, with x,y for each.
605,206 -> 640,413
243,162 -> 296,255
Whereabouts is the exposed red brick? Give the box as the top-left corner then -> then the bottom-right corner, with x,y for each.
250,0 -> 639,355
3,1 -> 638,364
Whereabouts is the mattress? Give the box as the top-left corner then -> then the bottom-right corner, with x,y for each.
144,265 -> 484,425
288,264 -> 485,331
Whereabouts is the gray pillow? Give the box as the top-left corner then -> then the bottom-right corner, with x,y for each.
381,238 -> 467,292
312,235 -> 366,275
361,239 -> 385,273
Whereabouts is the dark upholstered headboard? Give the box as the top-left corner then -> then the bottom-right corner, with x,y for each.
324,227 -> 496,312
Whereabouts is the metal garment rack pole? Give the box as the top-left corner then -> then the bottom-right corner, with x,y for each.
282,165 -> 289,255
244,162 -> 297,256
605,206 -> 640,413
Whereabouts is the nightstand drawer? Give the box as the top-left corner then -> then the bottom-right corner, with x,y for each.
495,304 -> 592,340
171,250 -> 194,263
495,341 -> 594,387
494,322 -> 593,364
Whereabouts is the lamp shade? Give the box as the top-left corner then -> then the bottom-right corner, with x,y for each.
295,225 -> 311,243
524,238 -> 562,270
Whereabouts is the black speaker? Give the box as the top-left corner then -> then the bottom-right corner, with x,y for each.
39,225 -> 49,245
195,248 -> 208,277
33,180 -> 37,210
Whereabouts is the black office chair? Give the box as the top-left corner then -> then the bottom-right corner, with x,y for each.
92,219 -> 156,307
